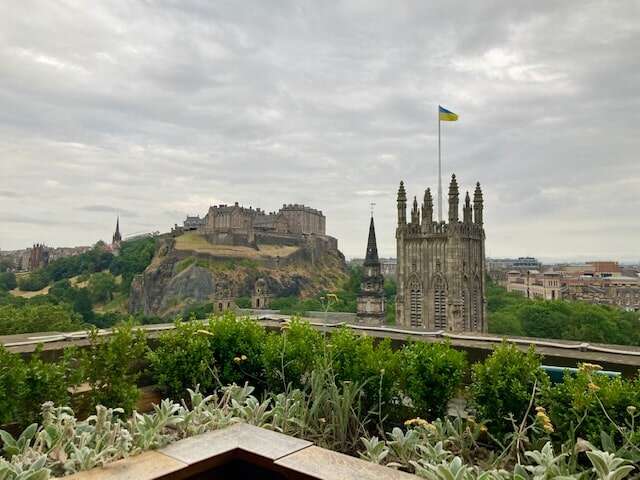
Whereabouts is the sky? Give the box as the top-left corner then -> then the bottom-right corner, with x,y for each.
1,1 -> 639,261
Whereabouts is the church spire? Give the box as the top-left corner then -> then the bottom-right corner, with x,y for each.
422,188 -> 433,231
364,215 -> 380,266
112,216 -> 122,244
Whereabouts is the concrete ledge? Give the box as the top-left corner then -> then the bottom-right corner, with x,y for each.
64,423 -> 416,480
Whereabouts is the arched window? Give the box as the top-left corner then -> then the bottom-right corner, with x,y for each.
434,276 -> 447,329
462,286 -> 470,330
409,277 -> 422,327
471,278 -> 481,330
256,298 -> 260,308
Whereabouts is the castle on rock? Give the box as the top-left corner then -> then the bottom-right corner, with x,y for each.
395,175 -> 487,332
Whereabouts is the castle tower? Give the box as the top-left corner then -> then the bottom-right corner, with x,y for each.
251,278 -> 271,309
357,215 -> 385,324
396,174 -> 487,332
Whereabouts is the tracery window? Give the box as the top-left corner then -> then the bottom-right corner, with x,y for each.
434,276 -> 447,329
409,278 -> 422,327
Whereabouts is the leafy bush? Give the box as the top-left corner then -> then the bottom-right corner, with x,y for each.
0,303 -> 82,335
262,318 -> 323,391
0,272 -> 17,292
87,272 -> 117,303
19,348 -> 78,425
205,313 -> 266,387
543,364 -> 640,448
82,325 -> 147,414
470,343 -> 549,436
17,272 -> 50,291
401,341 -> 467,420
235,296 -> 251,308
329,328 -> 401,419
148,320 -> 216,398
0,346 -> 25,424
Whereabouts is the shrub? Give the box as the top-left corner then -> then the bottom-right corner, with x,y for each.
543,364 -> 640,447
87,272 -> 117,303
329,327 -> 401,419
470,343 -> 549,436
205,312 -> 266,387
235,296 -> 251,308
16,272 -> 50,292
0,303 -> 82,336
19,347 -> 77,425
0,346 -> 25,424
401,341 -> 467,420
82,324 -> 147,414
148,320 -> 216,398
262,318 -> 323,391
0,272 -> 17,291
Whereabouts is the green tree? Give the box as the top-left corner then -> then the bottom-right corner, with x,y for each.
0,303 -> 82,335
0,271 -> 17,291
88,272 -> 117,303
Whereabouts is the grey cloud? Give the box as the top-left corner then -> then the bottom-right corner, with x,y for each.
0,0 -> 638,261
78,205 -> 139,217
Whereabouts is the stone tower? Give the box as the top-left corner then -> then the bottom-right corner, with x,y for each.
357,215 -> 385,324
251,278 -> 271,309
395,175 -> 486,332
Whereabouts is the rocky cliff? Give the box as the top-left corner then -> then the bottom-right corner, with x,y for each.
129,232 -> 347,317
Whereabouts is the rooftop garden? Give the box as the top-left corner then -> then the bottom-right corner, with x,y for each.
1,314 -> 639,478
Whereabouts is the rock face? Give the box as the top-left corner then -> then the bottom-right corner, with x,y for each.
129,234 -> 347,318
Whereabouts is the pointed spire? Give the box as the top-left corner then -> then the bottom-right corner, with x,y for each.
112,216 -> 122,244
397,180 -> 407,226
448,174 -> 459,223
397,181 -> 406,202
463,191 -> 472,223
411,196 -> 420,224
422,188 -> 433,231
473,182 -> 484,225
363,216 -> 380,266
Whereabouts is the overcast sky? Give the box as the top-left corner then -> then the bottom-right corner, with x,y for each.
1,1 -> 639,261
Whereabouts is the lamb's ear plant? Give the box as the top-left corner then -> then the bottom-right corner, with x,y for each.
585,450 -> 635,480
0,454 -> 50,480
359,436 -> 389,465
0,424 -> 38,460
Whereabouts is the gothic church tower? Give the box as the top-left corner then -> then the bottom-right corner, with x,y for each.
357,215 -> 385,324
395,176 -> 486,332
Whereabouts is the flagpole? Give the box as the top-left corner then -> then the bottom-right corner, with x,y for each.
438,108 -> 442,222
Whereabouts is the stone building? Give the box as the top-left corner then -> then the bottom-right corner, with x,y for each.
395,175 -> 487,332
199,202 -> 326,246
506,270 -> 562,300
356,216 -> 385,324
28,244 -> 50,271
251,278 -> 271,309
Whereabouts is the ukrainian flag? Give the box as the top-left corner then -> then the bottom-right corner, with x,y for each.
439,105 -> 458,121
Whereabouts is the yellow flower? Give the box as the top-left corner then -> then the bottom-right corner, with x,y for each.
580,363 -> 603,373
627,406 -> 637,415
233,356 -> 241,364
404,417 -> 429,429
535,406 -> 546,413
587,382 -> 600,393
543,422 -> 555,433
380,369 -> 385,375
241,355 -> 247,361
479,425 -> 488,433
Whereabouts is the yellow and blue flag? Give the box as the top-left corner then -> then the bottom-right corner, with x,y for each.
439,105 -> 458,121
